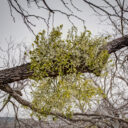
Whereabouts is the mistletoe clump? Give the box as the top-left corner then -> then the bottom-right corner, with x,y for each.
29,25 -> 109,81
28,25 -> 109,118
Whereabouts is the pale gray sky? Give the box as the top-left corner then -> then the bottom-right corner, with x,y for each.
0,0 -> 112,48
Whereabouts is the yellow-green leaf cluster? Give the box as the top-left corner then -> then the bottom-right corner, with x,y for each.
32,75 -> 104,117
28,25 -> 109,118
29,25 -> 109,80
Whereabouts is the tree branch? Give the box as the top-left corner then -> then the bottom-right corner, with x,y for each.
0,35 -> 128,85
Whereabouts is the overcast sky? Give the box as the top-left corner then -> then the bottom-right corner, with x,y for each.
0,0 -> 112,48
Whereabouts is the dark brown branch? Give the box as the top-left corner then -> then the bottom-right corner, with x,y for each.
0,63 -> 33,84
0,35 -> 128,85
42,0 -> 54,13
106,35 -> 128,53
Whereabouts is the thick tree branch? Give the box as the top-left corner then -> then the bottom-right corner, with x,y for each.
106,35 -> 128,54
0,63 -> 33,84
0,35 -> 128,85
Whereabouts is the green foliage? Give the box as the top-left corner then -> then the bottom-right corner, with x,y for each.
32,75 -> 104,117
29,25 -> 109,80
28,25 -> 109,119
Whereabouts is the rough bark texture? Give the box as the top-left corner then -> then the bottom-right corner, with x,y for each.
106,35 -> 128,54
0,35 -> 128,85
0,63 -> 33,84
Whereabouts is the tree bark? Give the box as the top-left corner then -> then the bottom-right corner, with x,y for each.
106,35 -> 128,54
0,35 -> 128,85
0,63 -> 33,84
